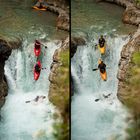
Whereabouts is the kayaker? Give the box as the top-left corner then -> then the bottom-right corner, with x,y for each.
25,96 -> 46,103
35,40 -> 41,49
33,95 -> 46,102
98,35 -> 105,48
98,59 -> 106,73
38,0 -> 45,9
35,63 -> 41,73
36,0 -> 47,9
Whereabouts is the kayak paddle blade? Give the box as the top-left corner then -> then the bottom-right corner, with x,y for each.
92,68 -> 98,71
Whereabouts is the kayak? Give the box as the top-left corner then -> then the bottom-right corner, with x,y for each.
98,44 -> 106,55
32,6 -> 47,11
34,61 -> 41,81
100,70 -> 107,81
34,45 -> 41,57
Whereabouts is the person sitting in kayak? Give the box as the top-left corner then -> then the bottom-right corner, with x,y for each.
98,59 -> 106,73
38,0 -> 46,9
35,63 -> 41,73
25,96 -> 46,103
35,0 -> 47,9
35,40 -> 41,49
99,35 -> 105,48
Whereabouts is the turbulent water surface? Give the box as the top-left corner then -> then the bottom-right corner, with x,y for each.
0,41 -> 60,140
71,0 -> 135,140
71,35 -> 129,140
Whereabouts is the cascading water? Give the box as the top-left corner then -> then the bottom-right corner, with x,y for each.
71,32 -> 130,140
0,39 -> 61,140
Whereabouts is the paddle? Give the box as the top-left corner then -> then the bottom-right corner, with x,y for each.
41,43 -> 48,49
95,99 -> 100,102
42,68 -> 47,70
92,68 -> 98,71
25,101 -> 31,103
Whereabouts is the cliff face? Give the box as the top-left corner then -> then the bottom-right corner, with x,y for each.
117,26 -> 140,139
0,37 -> 21,108
48,37 -> 69,140
117,26 -> 140,101
101,0 -> 140,26
46,0 -> 69,31
46,0 -> 69,11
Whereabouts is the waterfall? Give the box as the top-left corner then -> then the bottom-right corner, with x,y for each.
0,39 -> 61,140
71,34 -> 129,140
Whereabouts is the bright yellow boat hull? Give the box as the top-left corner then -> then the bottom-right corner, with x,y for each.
100,71 -> 107,81
32,6 -> 47,11
98,44 -> 105,55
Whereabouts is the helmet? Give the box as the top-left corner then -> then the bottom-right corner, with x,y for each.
98,59 -> 102,64
100,35 -> 103,38
35,40 -> 40,44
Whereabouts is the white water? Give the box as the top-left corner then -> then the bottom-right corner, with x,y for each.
0,40 -> 61,140
71,34 -> 130,140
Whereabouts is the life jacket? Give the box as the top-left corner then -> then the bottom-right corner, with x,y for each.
35,64 -> 40,73
98,62 -> 106,73
35,40 -> 41,49
99,38 -> 105,48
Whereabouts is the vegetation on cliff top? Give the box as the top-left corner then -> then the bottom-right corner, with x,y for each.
50,49 -> 69,140
121,52 -> 140,139
123,52 -> 140,111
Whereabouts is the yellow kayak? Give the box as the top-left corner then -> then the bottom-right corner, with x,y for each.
32,6 -> 47,11
100,71 -> 107,81
98,44 -> 106,55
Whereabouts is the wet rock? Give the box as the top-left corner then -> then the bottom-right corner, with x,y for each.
117,27 -> 140,100
34,0 -> 69,31
0,37 -> 21,108
48,36 -> 69,122
56,12 -> 69,31
71,36 -> 86,58
101,0 -> 140,26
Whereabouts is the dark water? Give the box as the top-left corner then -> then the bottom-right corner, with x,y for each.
0,0 -> 67,40
71,0 -> 136,35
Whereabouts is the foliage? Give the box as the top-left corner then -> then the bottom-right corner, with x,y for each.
53,121 -> 69,140
122,52 -> 140,139
135,0 -> 140,4
50,49 -> 69,140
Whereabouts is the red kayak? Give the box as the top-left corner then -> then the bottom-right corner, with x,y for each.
34,61 -> 41,81
34,40 -> 41,57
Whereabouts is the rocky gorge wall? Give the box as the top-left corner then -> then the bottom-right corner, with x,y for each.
100,0 -> 140,26
45,0 -> 69,31
117,26 -> 140,101
48,37 -> 69,140
0,37 -> 21,108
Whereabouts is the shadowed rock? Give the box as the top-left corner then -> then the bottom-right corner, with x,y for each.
0,36 -> 21,108
71,36 -> 86,58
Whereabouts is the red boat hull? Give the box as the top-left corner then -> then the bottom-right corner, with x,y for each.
34,47 -> 41,57
34,61 -> 41,81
